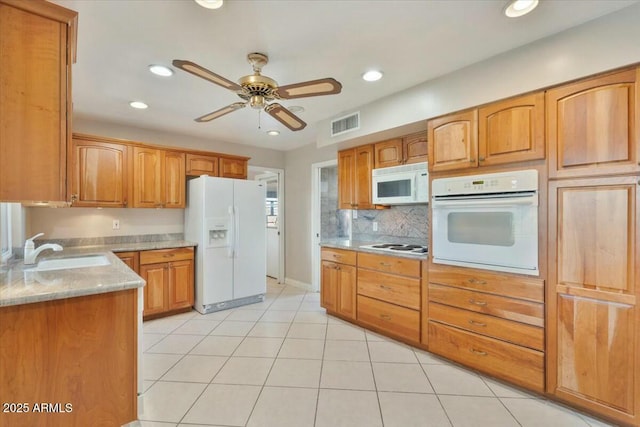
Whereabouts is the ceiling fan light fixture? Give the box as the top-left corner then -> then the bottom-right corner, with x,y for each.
504,0 -> 539,17
129,101 -> 148,109
362,70 -> 383,82
194,0 -> 223,9
266,130 -> 280,136
149,64 -> 173,77
249,95 -> 266,109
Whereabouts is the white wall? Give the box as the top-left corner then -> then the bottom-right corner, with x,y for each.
284,3 -> 640,285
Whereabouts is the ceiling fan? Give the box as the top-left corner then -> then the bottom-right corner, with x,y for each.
172,53 -> 342,131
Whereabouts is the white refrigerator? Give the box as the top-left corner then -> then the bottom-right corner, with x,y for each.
185,176 -> 266,314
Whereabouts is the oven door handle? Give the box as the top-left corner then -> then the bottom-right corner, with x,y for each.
432,195 -> 538,209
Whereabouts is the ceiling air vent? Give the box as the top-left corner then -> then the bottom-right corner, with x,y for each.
331,112 -> 360,137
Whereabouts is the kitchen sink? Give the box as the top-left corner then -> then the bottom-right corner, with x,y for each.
35,255 -> 110,271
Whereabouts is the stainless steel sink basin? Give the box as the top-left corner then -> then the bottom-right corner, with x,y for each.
35,255 -> 110,271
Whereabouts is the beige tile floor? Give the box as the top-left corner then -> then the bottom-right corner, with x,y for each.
134,278 -> 615,427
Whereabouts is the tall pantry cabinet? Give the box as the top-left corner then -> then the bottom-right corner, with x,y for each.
546,66 -> 640,426
0,0 -> 77,202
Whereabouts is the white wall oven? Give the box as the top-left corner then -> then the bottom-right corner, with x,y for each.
431,170 -> 539,276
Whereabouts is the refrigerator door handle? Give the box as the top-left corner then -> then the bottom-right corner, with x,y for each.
234,205 -> 240,258
228,206 -> 235,258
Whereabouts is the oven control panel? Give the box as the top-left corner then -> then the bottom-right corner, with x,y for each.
432,169 -> 538,197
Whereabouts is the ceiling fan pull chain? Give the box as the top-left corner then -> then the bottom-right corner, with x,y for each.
258,109 -> 261,129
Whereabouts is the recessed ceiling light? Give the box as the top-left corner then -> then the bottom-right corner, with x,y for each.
266,130 -> 280,136
504,0 -> 539,18
194,0 -> 223,9
129,101 -> 148,109
288,106 -> 305,113
149,64 -> 173,77
362,70 -> 383,82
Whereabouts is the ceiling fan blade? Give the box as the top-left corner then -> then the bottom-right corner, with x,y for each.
264,103 -> 307,131
275,77 -> 342,99
173,59 -> 242,91
195,102 -> 246,122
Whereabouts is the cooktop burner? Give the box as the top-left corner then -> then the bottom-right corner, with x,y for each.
360,243 -> 428,256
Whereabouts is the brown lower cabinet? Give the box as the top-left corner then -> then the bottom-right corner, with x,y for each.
320,248 -> 356,319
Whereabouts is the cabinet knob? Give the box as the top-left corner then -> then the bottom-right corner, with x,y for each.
468,299 -> 487,306
379,314 -> 392,321
468,278 -> 487,285
379,284 -> 392,291
479,157 -> 485,162
470,348 -> 488,356
70,194 -> 78,204
469,158 -> 475,163
379,262 -> 392,267
468,319 -> 487,327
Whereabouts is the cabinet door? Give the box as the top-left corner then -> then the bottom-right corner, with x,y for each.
70,138 -> 128,207
132,147 -> 162,208
337,264 -> 356,319
164,151 -> 185,208
547,67 -> 640,178
186,153 -> 218,177
0,3 -> 75,202
478,92 -> 545,166
219,157 -> 247,179
321,261 -> 339,312
374,139 -> 403,168
403,131 -> 428,165
428,110 -> 478,172
116,251 -> 139,274
548,176 -> 639,425
338,149 -> 356,209
167,259 -> 194,310
141,263 -> 168,317
354,145 -> 374,209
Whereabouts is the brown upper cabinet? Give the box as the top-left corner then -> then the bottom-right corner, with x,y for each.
132,147 -> 185,208
186,153 -> 219,177
428,92 -> 545,173
0,0 -> 77,202
219,156 -> 248,179
338,145 -> 375,210
374,131 -> 428,168
69,135 -> 128,207
547,67 -> 640,179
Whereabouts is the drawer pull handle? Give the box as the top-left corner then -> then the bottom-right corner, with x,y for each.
379,314 -> 392,320
468,278 -> 487,285
163,253 -> 175,258
469,299 -> 487,306
379,262 -> 392,267
379,284 -> 392,291
470,348 -> 487,356
468,320 -> 487,327
333,254 -> 342,258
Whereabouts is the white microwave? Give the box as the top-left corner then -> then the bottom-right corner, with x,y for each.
372,162 -> 428,205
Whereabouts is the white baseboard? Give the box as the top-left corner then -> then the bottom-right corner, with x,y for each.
284,277 -> 314,292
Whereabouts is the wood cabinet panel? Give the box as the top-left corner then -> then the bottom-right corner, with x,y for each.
429,302 -> 544,351
429,283 -> 544,327
478,92 -> 545,165
186,153 -> 219,176
338,149 -> 356,209
141,263 -> 167,316
547,67 -> 640,178
219,156 -> 247,179
321,260 -> 338,312
132,147 -> 162,208
320,259 -> 356,320
428,110 -> 478,172
321,247 -> 357,265
357,295 -> 420,342
70,138 -> 128,207
168,259 -> 194,310
140,247 -> 194,264
0,290 -> 137,427
403,131 -> 428,165
357,268 -> 420,310
164,151 -> 186,208
116,251 -> 139,274
0,1 -> 76,202
337,145 -> 374,209
428,322 -> 544,392
429,266 -> 544,303
357,252 -> 421,278
374,138 -> 403,168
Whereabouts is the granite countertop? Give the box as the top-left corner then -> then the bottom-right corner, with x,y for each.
0,248 -> 144,308
70,239 -> 197,253
321,239 -> 429,260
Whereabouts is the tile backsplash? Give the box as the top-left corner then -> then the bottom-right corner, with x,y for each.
352,204 -> 428,244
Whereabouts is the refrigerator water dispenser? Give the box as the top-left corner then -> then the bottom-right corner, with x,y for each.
207,217 -> 229,247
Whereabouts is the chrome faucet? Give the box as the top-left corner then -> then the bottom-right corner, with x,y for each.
23,233 -> 63,265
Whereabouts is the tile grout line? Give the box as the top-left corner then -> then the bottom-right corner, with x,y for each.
364,324 -> 385,427
313,311 -> 330,427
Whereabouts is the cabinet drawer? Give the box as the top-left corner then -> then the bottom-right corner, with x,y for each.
358,252 -> 421,278
428,322 -> 544,392
140,247 -> 194,265
357,295 -> 420,342
429,283 -> 543,327
429,266 -> 543,302
357,268 -> 420,310
321,248 -> 356,266
429,302 -> 544,351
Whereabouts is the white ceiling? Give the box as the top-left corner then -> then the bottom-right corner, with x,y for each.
54,0 -> 638,151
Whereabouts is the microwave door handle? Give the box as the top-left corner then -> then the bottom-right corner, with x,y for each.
413,174 -> 417,200
432,195 -> 538,208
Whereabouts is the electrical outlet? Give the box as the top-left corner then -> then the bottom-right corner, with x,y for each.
353,210 -> 358,219
372,221 -> 378,232
112,219 -> 120,230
